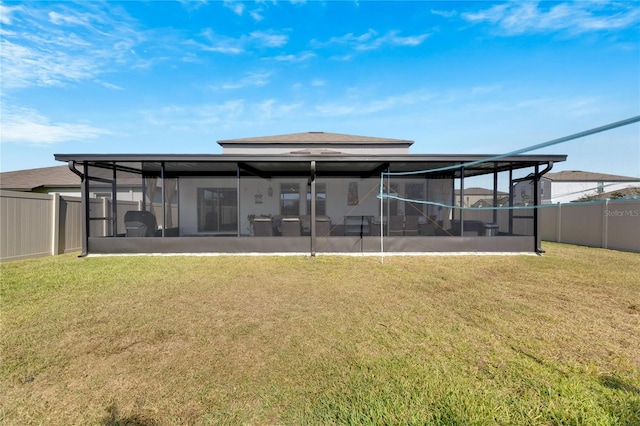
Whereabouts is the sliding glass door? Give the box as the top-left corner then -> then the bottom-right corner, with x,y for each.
198,188 -> 237,233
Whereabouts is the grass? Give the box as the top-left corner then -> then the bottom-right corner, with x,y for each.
1,242 -> 639,425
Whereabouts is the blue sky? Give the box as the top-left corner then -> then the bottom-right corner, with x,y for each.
1,0 -> 639,176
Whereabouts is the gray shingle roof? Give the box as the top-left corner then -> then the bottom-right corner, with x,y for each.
218,131 -> 413,145
590,186 -> 640,200
454,187 -> 509,196
0,165 -> 80,191
544,170 -> 640,182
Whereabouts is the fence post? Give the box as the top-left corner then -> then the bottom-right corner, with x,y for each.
602,199 -> 609,249
556,202 -> 562,243
51,193 -> 60,255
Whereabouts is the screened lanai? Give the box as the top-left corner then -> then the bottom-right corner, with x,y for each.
55,152 -> 566,256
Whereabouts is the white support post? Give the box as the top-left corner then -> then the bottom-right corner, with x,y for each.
51,193 -> 61,255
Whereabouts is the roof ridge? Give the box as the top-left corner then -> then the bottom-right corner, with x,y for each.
218,131 -> 413,145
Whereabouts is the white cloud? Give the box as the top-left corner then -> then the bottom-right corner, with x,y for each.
315,29 -> 430,51
431,9 -> 457,18
250,9 -> 264,22
198,29 -> 288,54
0,3 -> 22,25
519,97 -> 601,117
435,85 -> 501,104
223,0 -> 266,22
329,53 -> 353,61
137,98 -> 305,132
250,31 -> 288,47
198,29 -> 244,53
200,43 -> 244,54
385,31 -> 430,47
178,0 -> 208,11
139,100 -> 246,130
0,2 -> 150,90
213,71 -> 272,90
48,10 -> 90,27
315,90 -> 434,117
224,0 -> 245,16
1,2 -> 291,91
462,1 -> 640,36
96,80 -> 125,91
311,79 -> 325,87
0,105 -> 109,144
254,99 -> 302,121
0,39 -> 99,89
271,51 -> 316,62
321,29 -> 375,48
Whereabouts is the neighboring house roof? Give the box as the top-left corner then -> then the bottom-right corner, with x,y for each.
0,165 -> 80,191
543,170 -> 640,182
218,131 -> 413,146
577,186 -> 640,201
454,187 -> 508,196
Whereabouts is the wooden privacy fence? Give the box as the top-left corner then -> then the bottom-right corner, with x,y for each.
1,190 -> 83,261
540,199 -> 640,253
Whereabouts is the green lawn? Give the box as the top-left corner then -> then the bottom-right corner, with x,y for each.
1,243 -> 639,425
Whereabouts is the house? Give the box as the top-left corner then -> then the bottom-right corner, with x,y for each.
541,170 -> 640,204
0,165 -> 150,202
0,165 -> 82,196
54,131 -> 566,256
455,187 -> 509,208
0,164 -> 174,218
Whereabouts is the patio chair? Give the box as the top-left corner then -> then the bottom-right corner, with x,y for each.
315,216 -> 331,238
281,217 -> 301,236
253,217 -> 273,236
300,215 -> 311,235
388,215 -> 404,236
404,216 -> 419,236
419,222 -> 436,236
124,210 -> 158,237
370,219 -> 383,236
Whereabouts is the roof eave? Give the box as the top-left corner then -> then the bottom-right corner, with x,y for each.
217,140 -> 414,146
55,153 -> 567,162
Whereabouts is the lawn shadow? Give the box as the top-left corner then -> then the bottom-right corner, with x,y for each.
101,405 -> 157,426
600,374 -> 640,394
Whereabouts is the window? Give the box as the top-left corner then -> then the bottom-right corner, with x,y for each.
280,183 -> 300,216
306,183 -> 326,216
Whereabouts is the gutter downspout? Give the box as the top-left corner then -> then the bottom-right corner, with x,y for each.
68,161 -> 89,257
